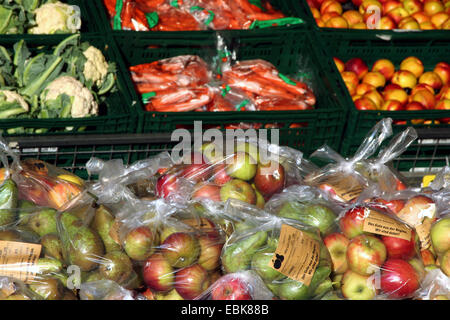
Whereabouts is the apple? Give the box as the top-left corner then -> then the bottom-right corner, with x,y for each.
143,253 -> 174,292
400,56 -> 424,78
424,0 -> 444,16
234,142 -> 260,164
220,179 -> 256,205
182,217 -> 220,239
254,160 -> 285,198
372,59 -> 395,80
341,270 -> 376,300
419,71 -> 443,90
398,17 -> 421,29
155,289 -> 184,300
192,182 -> 221,202
387,7 -> 410,24
333,57 -> 345,73
378,16 -> 397,29
420,249 -> 436,265
356,83 -> 375,96
197,235 -> 223,272
372,198 -> 405,214
381,231 -> 416,260
324,233 -> 350,274
342,10 -> 364,25
211,276 -> 252,300
383,0 -> 402,13
392,70 -> 418,89
380,99 -> 404,111
434,63 -> 450,85
403,0 -> 423,14
383,87 -> 408,105
320,0 -> 343,15
345,58 -> 369,80
340,206 -> 369,239
364,90 -> 384,108
411,90 -> 436,109
156,173 -> 179,199
174,264 -> 210,300
439,250 -> 450,276
181,163 -> 211,183
380,259 -> 420,298
354,97 -> 377,110
212,163 -> 232,186
161,232 -> 200,268
325,16 -> 349,28
430,217 -> 450,255
435,100 -> 450,123
408,257 -> 426,281
431,12 -> 449,27
347,235 -> 387,276
226,152 -> 257,181
362,71 -> 386,88
200,142 -> 225,164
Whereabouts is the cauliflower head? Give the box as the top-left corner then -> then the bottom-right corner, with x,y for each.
29,2 -> 81,34
83,46 -> 109,87
42,76 -> 98,118
0,90 -> 29,111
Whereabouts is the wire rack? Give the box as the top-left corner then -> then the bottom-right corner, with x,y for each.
4,129 -> 450,181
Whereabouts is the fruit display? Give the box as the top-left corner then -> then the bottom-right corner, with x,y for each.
306,0 -> 450,30
334,56 -> 450,120
0,34 -> 117,134
0,0 -> 82,34
102,0 -> 303,31
130,55 -> 316,112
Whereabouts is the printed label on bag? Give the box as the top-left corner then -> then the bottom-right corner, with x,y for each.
416,219 -> 432,250
268,224 -> 320,286
321,174 -> 364,202
0,241 -> 42,283
363,210 -> 411,240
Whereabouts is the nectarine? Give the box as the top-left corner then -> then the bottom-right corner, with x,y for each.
392,70 -> 418,89
362,71 -> 386,88
325,16 -> 349,28
372,59 -> 395,80
383,87 -> 409,105
342,10 -> 364,25
356,83 -> 376,96
334,57 -> 345,73
345,58 -> 369,79
419,71 -> 443,90
354,97 -> 378,110
321,0 -> 343,15
411,90 -> 436,109
400,56 -> 424,78
424,0 -> 444,16
434,63 -> 450,85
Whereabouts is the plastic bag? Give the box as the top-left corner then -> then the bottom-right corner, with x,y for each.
0,276 -> 45,300
196,270 -> 274,300
154,137 -> 305,207
429,158 -> 450,191
220,199 -> 333,300
332,201 -> 426,300
355,126 -> 418,193
304,118 -> 393,204
264,184 -> 340,238
79,280 -> 140,300
414,269 -> 450,300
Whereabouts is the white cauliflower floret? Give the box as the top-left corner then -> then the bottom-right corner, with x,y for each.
29,2 -> 81,34
83,46 -> 109,87
0,90 -> 29,111
42,76 -> 98,118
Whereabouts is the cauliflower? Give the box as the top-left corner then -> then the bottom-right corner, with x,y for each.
29,2 -> 81,34
41,76 -> 98,118
83,46 -> 109,87
0,90 -> 29,111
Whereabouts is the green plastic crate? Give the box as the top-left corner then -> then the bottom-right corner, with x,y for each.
93,0 -> 309,35
113,30 -> 348,156
318,32 -> 450,171
0,34 -> 139,136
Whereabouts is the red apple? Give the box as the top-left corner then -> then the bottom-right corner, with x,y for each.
174,264 -> 210,300
192,182 -> 221,202
253,160 -> 286,198
380,259 -> 420,298
324,233 -> 350,274
372,198 -> 405,214
220,179 -> 256,205
143,253 -> 174,292
345,58 -> 369,80
211,276 -> 252,300
197,235 -> 223,272
381,231 -> 416,260
181,163 -> 211,183
340,206 -> 368,239
156,173 -> 179,199
161,232 -> 200,268
347,234 -> 387,276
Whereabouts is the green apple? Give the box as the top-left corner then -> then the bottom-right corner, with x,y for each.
439,250 -> 450,276
235,142 -> 260,164
226,152 -> 257,181
341,270 -> 376,300
347,235 -> 387,276
408,257 -> 426,281
199,142 -> 224,164
220,179 -> 256,205
431,217 -> 450,255
252,184 -> 265,209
